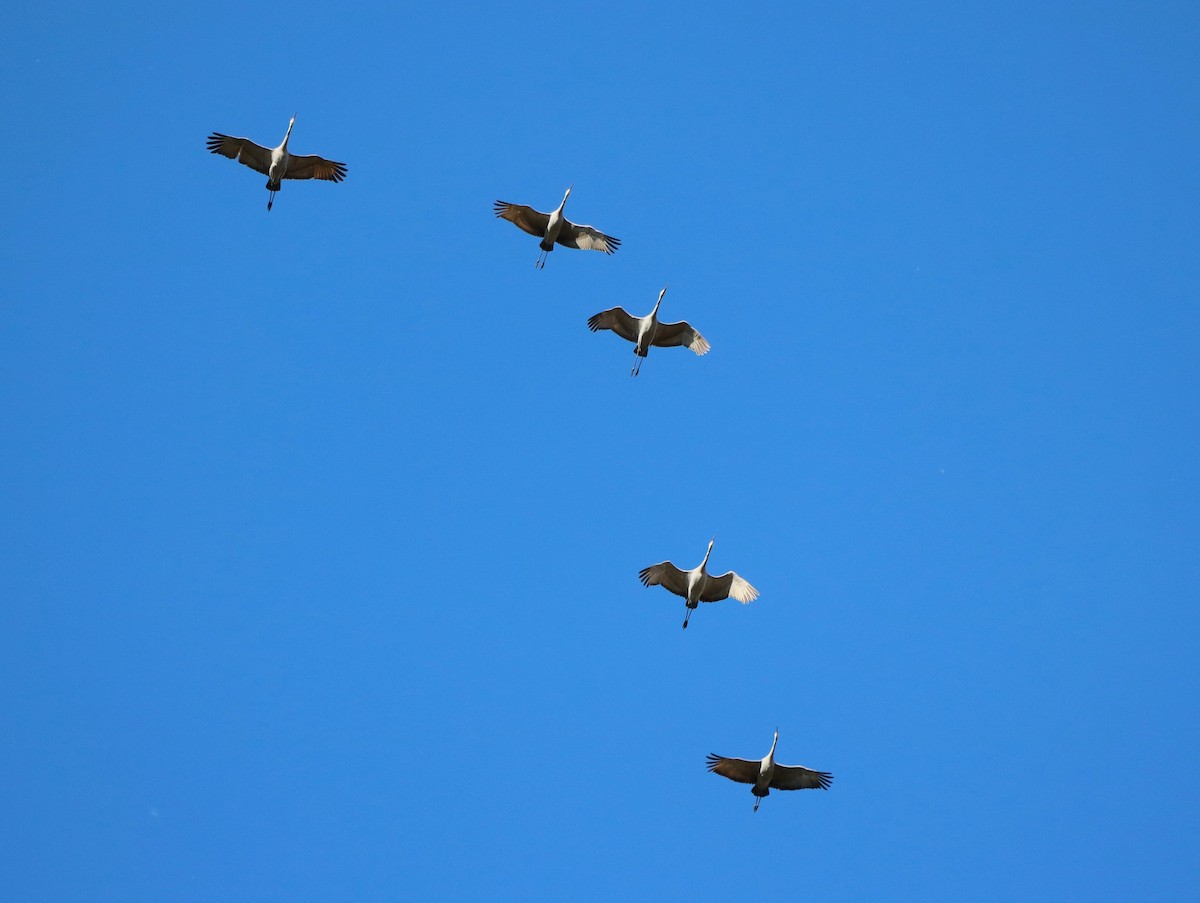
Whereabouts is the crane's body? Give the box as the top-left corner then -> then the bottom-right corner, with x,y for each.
540,191 -> 568,259
265,117 -> 294,209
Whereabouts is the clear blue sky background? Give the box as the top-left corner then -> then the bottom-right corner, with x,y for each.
2,2 -> 1197,899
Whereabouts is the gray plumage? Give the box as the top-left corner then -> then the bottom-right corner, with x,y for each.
639,537 -> 757,629
494,186 -> 620,267
588,286 -> 709,376
707,731 -> 832,811
207,115 -> 347,211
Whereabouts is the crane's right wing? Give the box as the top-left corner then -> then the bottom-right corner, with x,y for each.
556,220 -> 621,254
770,764 -> 833,791
651,320 -> 711,356
284,153 -> 348,182
587,307 -> 639,343
701,571 -> 759,604
638,561 -> 689,598
493,201 -> 550,238
207,133 -> 272,175
705,754 -> 760,785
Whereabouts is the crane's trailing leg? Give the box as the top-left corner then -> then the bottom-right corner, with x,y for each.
682,607 -> 693,629
754,797 -> 761,812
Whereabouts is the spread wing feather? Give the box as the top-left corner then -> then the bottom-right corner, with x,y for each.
494,201 -> 550,238
207,133 -> 272,175
651,320 -> 710,355
638,561 -> 689,598
587,308 -> 640,343
770,763 -> 833,791
706,755 -> 760,785
700,571 -> 759,603
284,153 -> 347,182
556,219 -> 620,254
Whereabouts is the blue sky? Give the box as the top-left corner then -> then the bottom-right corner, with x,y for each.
2,2 -> 1198,899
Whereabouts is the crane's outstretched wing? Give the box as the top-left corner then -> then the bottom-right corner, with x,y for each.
770,763 -> 833,791
587,307 -> 640,344
651,320 -> 710,356
284,153 -> 347,182
556,219 -> 621,254
638,561 -> 689,598
701,571 -> 758,603
494,201 -> 550,238
706,754 -> 760,785
207,133 -> 272,175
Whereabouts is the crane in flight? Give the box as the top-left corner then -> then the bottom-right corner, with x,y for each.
638,537 -> 758,629
207,115 -> 347,211
588,286 -> 710,376
706,731 -> 833,811
493,187 -> 620,267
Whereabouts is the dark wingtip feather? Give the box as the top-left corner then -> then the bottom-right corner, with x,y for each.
586,314 -> 602,331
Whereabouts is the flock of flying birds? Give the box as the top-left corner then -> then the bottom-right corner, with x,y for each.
206,115 -> 833,811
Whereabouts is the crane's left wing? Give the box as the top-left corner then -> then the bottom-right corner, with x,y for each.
587,307 -> 640,343
701,571 -> 759,604
706,754 -> 760,785
556,220 -> 621,254
494,202 -> 550,238
651,320 -> 710,356
770,763 -> 833,791
207,133 -> 272,175
284,153 -> 348,182
638,561 -> 689,598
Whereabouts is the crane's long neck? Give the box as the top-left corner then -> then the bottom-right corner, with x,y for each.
651,287 -> 666,321
282,117 -> 295,149
700,539 -> 714,572
767,731 -> 779,764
